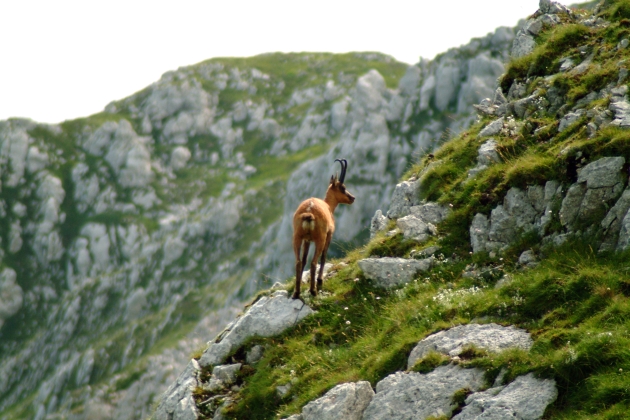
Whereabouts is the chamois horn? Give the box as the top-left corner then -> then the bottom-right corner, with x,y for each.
334,158 -> 348,183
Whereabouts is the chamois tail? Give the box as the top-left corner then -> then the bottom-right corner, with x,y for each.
301,213 -> 315,230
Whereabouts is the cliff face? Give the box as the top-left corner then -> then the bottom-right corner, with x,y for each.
0,29 -> 515,419
150,1 -> 630,420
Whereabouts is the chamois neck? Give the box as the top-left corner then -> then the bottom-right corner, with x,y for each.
324,188 -> 339,213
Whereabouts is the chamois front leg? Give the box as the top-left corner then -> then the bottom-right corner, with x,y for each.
310,243 -> 325,297
317,231 -> 333,291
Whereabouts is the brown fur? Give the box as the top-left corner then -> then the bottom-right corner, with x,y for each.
291,163 -> 355,299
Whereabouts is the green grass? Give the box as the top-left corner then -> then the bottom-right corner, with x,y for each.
221,228 -> 630,420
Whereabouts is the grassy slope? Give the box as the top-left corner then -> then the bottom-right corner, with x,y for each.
195,3 -> 630,419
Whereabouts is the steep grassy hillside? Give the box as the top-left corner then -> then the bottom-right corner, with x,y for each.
180,1 -> 630,419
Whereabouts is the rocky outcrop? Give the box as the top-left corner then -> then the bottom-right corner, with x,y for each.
470,155 -> 630,254
358,257 -> 434,288
362,364 -> 485,420
453,373 -> 558,420
199,290 -> 314,368
154,291 -> 313,419
407,323 -> 533,368
301,381 -> 374,420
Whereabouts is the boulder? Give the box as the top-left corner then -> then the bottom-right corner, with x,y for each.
512,33 -> 536,58
212,363 -> 242,386
370,210 -> 389,238
478,118 -> 504,138
519,250 -> 538,267
358,257 -> 433,289
301,381 -> 374,420
453,373 -> 557,420
199,291 -> 315,367
246,345 -> 265,365
396,215 -> 430,242
387,179 -> 422,219
153,360 -> 201,420
409,202 -> 451,225
407,323 -> 533,369
469,139 -> 501,178
558,110 -> 585,132
407,323 -> 534,369
362,365 -> 485,420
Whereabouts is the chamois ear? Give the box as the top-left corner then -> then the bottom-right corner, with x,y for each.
330,174 -> 336,185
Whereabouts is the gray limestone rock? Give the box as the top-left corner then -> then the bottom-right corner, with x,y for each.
560,183 -> 587,228
153,359 -> 200,420
609,95 -> 630,128
527,185 -> 545,213
199,291 -> 315,367
470,214 -> 490,253
488,205 -> 517,248
453,373 -> 557,420
540,0 -> 572,15
504,188 -> 538,229
434,61 -> 461,112
0,268 -> 23,330
600,187 -> 630,250
519,250 -> 538,267
558,110 -> 585,132
478,139 -> 501,166
513,95 -> 539,119
362,365 -> 485,420
212,363 -> 241,386
409,202 -> 451,225
370,210 -> 389,238
301,263 -> 333,285
396,215 -> 430,242
577,157 -> 625,189
387,179 -> 421,219
246,345 -> 265,365
569,157 -> 626,227
358,257 -> 433,288
512,33 -> 536,58
469,139 -> 501,178
559,57 -> 575,72
478,118 -> 504,138
171,146 -> 192,170
301,381 -> 374,420
407,324 -> 533,369
471,185 -> 551,253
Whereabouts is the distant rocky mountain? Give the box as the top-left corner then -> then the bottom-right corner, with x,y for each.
0,23 -> 516,419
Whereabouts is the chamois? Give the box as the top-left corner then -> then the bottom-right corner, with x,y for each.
292,159 -> 355,299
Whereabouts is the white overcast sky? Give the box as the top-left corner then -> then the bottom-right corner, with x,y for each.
0,0 -> 549,124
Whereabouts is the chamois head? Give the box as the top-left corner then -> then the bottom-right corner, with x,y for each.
328,158 -> 355,205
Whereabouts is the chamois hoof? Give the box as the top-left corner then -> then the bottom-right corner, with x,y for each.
291,291 -> 302,300
309,289 -> 318,297
316,279 -> 323,291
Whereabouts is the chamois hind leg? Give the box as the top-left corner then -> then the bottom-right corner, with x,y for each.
317,231 -> 333,291
301,241 -> 311,278
292,238 -> 304,300
310,242 -> 325,297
